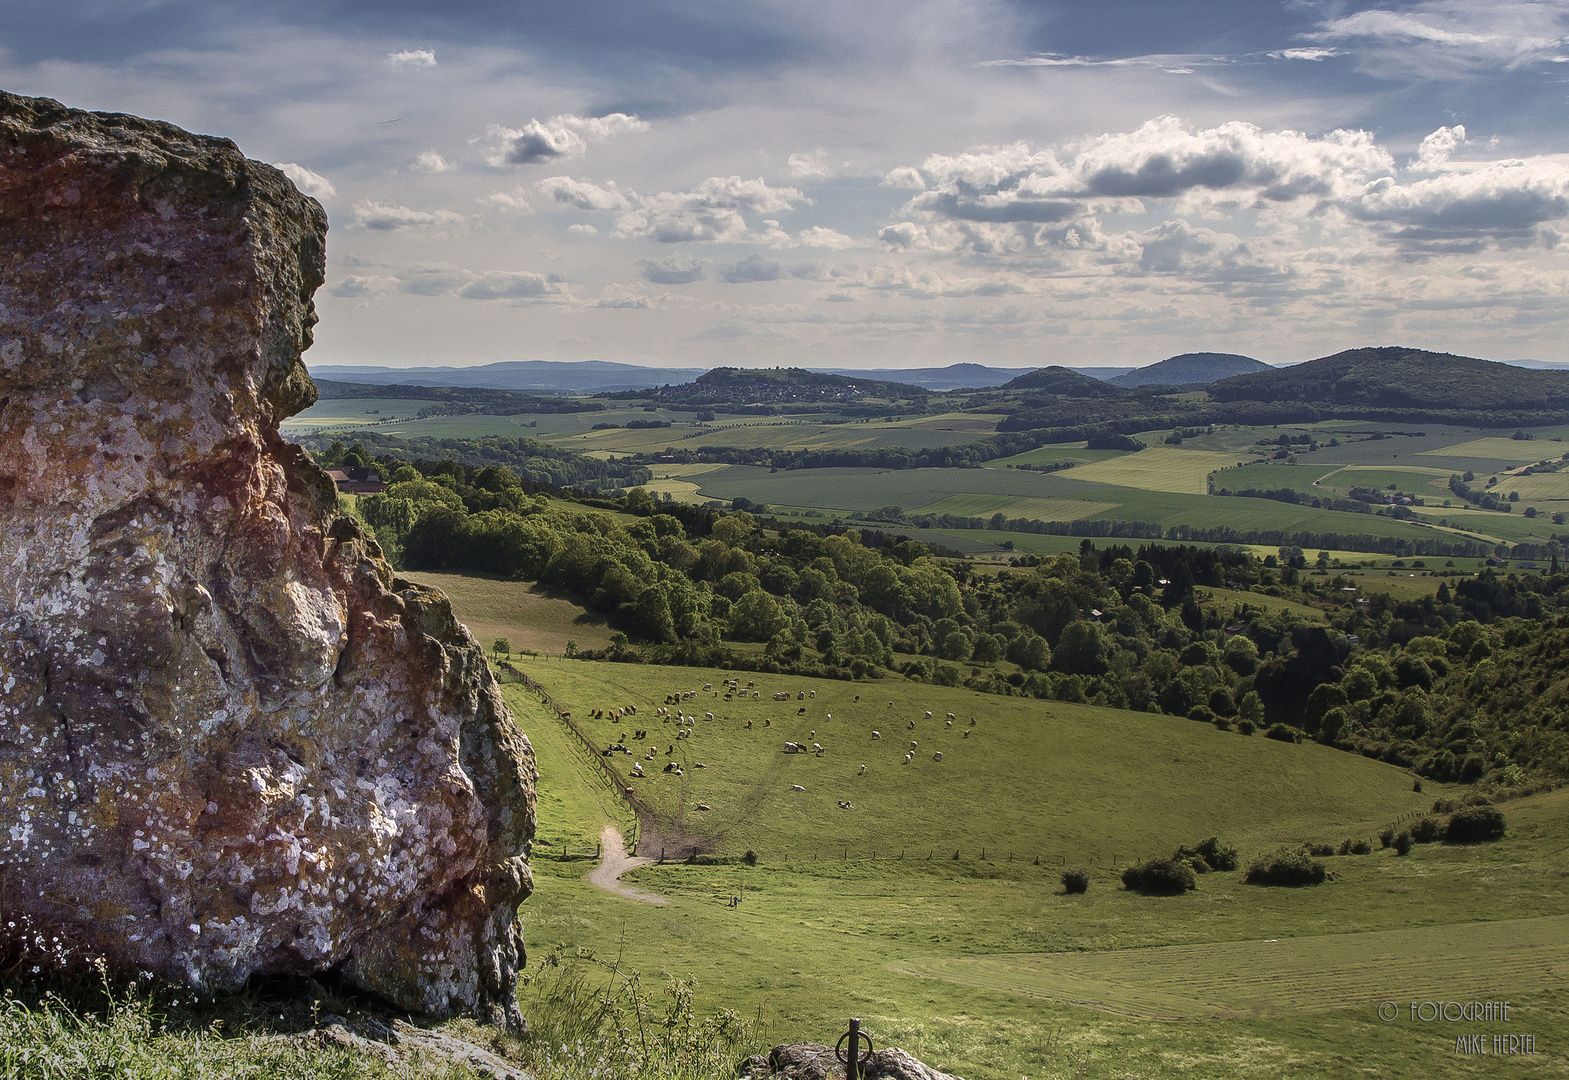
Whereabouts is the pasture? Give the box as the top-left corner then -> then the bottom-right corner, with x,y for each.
400,571 -> 614,655
278,396 -> 440,432
1055,447 -> 1246,494
495,648 -> 1569,1080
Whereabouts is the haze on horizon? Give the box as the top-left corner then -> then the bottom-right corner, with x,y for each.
5,1 -> 1568,371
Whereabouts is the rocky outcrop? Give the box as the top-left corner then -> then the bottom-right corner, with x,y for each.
0,90 -> 535,1021
738,1042 -> 965,1080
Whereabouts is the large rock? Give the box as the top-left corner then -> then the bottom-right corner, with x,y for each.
738,1042 -> 965,1080
0,90 -> 535,1021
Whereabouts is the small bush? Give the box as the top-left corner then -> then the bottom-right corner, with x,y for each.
1337,838 -> 1353,856
1265,723 -> 1303,743
1412,779 -> 1423,792
1061,868 -> 1089,894
1431,798 -> 1457,813
1378,827 -> 1395,849
1351,840 -> 1373,855
742,849 -> 758,866
1172,837 -> 1239,872
1121,858 -> 1197,895
1187,705 -> 1214,723
1410,817 -> 1442,843
1394,832 -> 1414,856
1444,806 -> 1506,844
1236,719 -> 1255,736
1211,716 -> 1233,732
1305,842 -> 1335,857
1244,850 -> 1328,887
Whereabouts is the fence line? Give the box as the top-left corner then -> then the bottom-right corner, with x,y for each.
499,661 -> 648,851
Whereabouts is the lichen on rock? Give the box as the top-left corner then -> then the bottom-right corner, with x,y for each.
0,89 -> 535,1022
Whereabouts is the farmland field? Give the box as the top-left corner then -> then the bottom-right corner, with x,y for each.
908,493 -> 1122,521
399,571 -> 614,655
278,396 -> 440,432
1055,447 -> 1247,494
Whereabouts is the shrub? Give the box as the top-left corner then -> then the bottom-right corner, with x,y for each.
1444,806 -> 1506,844
1394,832 -> 1413,856
1244,850 -> 1328,887
742,850 -> 758,866
1061,868 -> 1089,894
1265,723 -> 1303,743
1378,827 -> 1395,849
1121,858 -> 1197,895
1211,716 -> 1233,731
1351,840 -> 1373,855
1431,798 -> 1457,813
1236,719 -> 1256,736
1172,837 -> 1239,872
1187,705 -> 1214,723
1306,842 -> 1335,857
1410,817 -> 1442,843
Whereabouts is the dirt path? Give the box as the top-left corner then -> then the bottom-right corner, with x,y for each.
586,825 -> 668,905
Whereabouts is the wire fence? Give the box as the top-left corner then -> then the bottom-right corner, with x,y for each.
497,660 -> 647,851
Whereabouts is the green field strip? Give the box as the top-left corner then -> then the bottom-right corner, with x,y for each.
1056,448 -> 1248,494
890,914 -> 1569,1020
908,494 -> 1122,521
1416,438 -> 1553,464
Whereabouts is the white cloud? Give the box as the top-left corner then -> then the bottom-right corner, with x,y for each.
412,150 -> 452,173
787,149 -> 832,180
460,271 -> 561,300
352,201 -> 465,230
386,49 -> 437,68
881,165 -> 926,190
273,162 -> 335,200
329,274 -> 394,299
568,223 -> 598,236
1268,48 -> 1341,62
720,254 -> 783,283
485,113 -> 648,166
595,292 -> 653,309
538,176 -> 632,212
639,258 -> 705,285
1312,4 -> 1569,74
613,176 -> 807,243
1344,158 -> 1569,251
479,187 -> 533,214
1414,125 -> 1466,170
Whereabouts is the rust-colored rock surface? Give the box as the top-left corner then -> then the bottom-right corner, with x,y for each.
0,90 -> 535,1021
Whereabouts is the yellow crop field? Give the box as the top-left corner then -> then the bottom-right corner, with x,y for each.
1498,469 -> 1569,503
1058,448 -> 1247,494
1417,438 -> 1547,463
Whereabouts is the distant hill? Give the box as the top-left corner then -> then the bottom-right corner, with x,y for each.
805,363 -> 1038,390
1210,346 -> 1569,413
674,367 -> 925,404
1000,366 -> 1127,397
1112,352 -> 1270,388
307,360 -> 705,394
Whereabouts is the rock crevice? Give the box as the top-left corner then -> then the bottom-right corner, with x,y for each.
0,89 -> 535,1021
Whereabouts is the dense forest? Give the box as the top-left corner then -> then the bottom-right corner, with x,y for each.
319,444 -> 1569,793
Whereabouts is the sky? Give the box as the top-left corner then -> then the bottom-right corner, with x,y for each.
4,1 -> 1569,370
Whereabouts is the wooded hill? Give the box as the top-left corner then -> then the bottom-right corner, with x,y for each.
1211,347 -> 1569,414
1111,352 -> 1271,388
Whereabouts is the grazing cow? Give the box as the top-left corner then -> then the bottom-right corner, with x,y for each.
969,717 -> 976,726
903,752 -> 913,764
963,729 -> 971,739
765,718 -> 772,726
933,752 -> 943,761
945,719 -> 953,728
809,690 -> 816,698
924,711 -> 933,719
746,719 -> 754,729
704,711 -> 715,721
910,741 -> 918,751
704,683 -> 712,691
825,713 -> 832,722
798,707 -> 807,715
946,712 -> 955,721
871,730 -> 881,740
858,764 -> 867,775
812,743 -> 824,755
696,803 -> 711,811
790,785 -> 806,792
694,762 -> 707,769
888,701 -> 894,708
908,720 -> 916,729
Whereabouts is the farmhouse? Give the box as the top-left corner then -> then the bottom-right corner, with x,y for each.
325,465 -> 385,494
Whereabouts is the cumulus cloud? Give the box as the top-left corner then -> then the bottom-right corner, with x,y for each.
387,264 -> 566,301
353,201 -> 465,231
329,274 -> 394,299
595,293 -> 653,309
538,176 -> 632,212
568,223 -> 598,235
720,254 -> 783,283
881,165 -> 926,190
459,271 -> 561,300
1132,220 -> 1290,281
1344,160 -> 1569,252
1414,125 -> 1466,170
639,258 -> 705,285
614,175 -> 807,243
486,113 -> 648,166
387,49 -> 436,68
273,162 -> 335,200
412,150 -> 452,173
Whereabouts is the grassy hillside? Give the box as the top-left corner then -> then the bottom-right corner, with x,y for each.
1001,365 -> 1126,397
1111,352 -> 1270,388
523,663 -> 1432,862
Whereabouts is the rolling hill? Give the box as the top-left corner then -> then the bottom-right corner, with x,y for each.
1210,346 -> 1569,412
1112,352 -> 1271,388
1001,365 -> 1128,397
